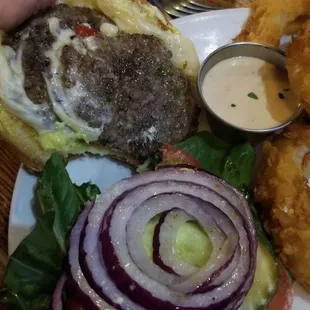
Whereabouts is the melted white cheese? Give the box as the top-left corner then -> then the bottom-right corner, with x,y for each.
0,33 -> 56,131
45,17 -> 102,142
0,0 -> 199,141
83,36 -> 98,51
72,37 -> 87,55
58,0 -> 199,77
95,0 -> 199,78
100,23 -> 119,37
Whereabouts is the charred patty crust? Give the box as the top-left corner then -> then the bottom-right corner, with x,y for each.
4,5 -> 199,159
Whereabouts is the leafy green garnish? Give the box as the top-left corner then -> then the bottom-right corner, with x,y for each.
247,92 -> 258,100
75,182 -> 101,203
250,204 -> 275,257
176,131 -> 231,178
222,144 -> 256,189
137,153 -> 162,173
0,153 -> 100,310
175,131 -> 255,189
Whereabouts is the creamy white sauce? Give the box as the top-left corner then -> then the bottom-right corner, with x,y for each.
100,22 -> 119,37
46,17 -> 75,74
202,57 -> 298,130
72,37 -> 87,55
83,36 -> 98,51
45,17 -> 103,141
0,34 -> 56,131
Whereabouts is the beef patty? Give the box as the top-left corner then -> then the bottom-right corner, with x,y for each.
4,4 -> 199,159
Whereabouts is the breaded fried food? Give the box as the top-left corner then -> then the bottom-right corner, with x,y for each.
284,14 -> 310,35
255,123 -> 310,292
233,0 -> 310,47
287,21 -> 310,114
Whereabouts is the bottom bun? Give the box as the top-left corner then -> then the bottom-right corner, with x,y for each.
0,101 -> 139,172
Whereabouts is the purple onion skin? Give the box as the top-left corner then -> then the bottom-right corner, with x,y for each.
78,219 -> 123,310
66,267 -> 102,310
99,206 -> 244,310
52,274 -> 67,310
193,248 -> 237,294
65,202 -> 104,310
152,211 -> 179,275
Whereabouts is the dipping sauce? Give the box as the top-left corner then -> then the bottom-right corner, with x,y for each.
201,56 -> 298,130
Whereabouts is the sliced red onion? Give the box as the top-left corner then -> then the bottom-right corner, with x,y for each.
126,194 -> 225,286
152,211 -> 178,275
127,192 -> 234,292
127,205 -> 181,286
67,203 -> 114,310
153,209 -> 198,277
105,184 -> 242,300
71,167 -> 257,310
52,274 -> 67,310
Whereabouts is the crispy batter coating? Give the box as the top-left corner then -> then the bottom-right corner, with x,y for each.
287,21 -> 310,114
284,15 -> 310,35
233,0 -> 310,47
235,0 -> 310,292
255,123 -> 310,292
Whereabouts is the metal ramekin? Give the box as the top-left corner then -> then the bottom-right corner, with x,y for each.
197,42 -> 304,144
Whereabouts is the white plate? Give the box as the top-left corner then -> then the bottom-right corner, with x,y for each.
8,8 -> 310,309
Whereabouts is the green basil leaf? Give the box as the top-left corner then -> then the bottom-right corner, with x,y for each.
175,131 -> 255,188
0,288 -> 51,310
37,154 -> 83,253
1,212 -> 61,308
176,131 -> 230,176
0,289 -> 25,310
75,182 -> 101,203
1,153 -> 101,310
222,143 -> 256,189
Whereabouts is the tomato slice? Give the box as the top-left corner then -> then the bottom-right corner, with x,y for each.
75,25 -> 99,37
268,262 -> 293,310
160,143 -> 203,169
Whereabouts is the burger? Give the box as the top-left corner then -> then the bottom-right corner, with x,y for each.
0,0 -> 200,171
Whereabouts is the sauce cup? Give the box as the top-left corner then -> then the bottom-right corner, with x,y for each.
197,42 -> 304,144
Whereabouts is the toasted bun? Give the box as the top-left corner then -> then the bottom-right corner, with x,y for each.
0,97 -> 141,171
0,100 -> 50,171
0,0 -> 200,171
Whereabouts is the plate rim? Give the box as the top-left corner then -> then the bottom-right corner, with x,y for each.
8,164 -> 30,255
171,7 -> 250,26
